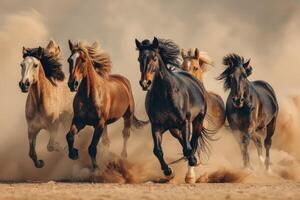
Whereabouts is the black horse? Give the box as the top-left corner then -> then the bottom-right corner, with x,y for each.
135,37 -> 211,183
218,54 -> 278,171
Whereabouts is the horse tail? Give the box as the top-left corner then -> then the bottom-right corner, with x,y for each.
196,126 -> 218,163
132,115 -> 149,129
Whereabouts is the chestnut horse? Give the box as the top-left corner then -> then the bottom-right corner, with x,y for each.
181,48 -> 225,131
66,40 -> 148,170
19,40 -> 73,168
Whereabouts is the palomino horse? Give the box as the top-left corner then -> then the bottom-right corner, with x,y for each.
218,53 -> 278,171
66,40 -> 148,170
181,48 -> 225,131
135,37 -> 212,183
19,40 -> 73,168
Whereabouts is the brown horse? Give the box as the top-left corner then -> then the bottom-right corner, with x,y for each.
181,48 -> 225,131
66,40 -> 148,169
19,40 -> 73,168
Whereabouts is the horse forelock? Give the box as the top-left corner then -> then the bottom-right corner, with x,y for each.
23,47 -> 65,82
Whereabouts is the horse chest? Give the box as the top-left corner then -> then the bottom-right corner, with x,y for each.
75,99 -> 99,125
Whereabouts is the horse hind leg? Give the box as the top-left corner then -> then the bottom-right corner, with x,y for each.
265,118 -> 276,172
28,128 -> 44,168
121,117 -> 131,158
101,126 -> 110,147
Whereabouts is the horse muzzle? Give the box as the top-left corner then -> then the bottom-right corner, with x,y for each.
19,80 -> 30,93
139,80 -> 151,91
68,80 -> 79,92
232,96 -> 245,108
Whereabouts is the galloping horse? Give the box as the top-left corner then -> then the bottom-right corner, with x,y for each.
135,37 -> 212,183
181,48 -> 225,131
218,54 -> 278,171
19,40 -> 73,168
66,40 -> 148,170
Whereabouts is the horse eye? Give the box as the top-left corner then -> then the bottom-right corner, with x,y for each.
193,66 -> 198,71
34,64 -> 38,68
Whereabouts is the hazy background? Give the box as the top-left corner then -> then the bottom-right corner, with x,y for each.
0,0 -> 300,182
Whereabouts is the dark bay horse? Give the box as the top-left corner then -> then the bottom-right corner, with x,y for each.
66,40 -> 147,170
218,54 -> 278,171
135,37 -> 212,183
19,40 -> 73,168
181,48 -> 225,131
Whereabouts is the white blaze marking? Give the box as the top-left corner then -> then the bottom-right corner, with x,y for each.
71,52 -> 79,73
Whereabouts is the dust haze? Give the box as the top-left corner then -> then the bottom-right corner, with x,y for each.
0,0 -> 300,183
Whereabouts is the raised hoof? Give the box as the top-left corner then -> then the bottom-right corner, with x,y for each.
69,148 -> 79,160
34,160 -> 45,168
164,168 -> 175,180
185,175 -> 196,184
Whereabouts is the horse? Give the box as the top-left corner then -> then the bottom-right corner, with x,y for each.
217,53 -> 278,171
19,39 -> 73,168
181,48 -> 225,131
66,40 -> 148,170
135,37 -> 212,183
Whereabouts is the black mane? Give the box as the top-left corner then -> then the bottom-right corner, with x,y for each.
23,47 -> 65,81
139,38 -> 182,68
217,53 -> 251,91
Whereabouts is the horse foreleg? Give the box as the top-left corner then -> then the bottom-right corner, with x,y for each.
121,118 -> 131,158
241,132 -> 251,169
28,128 -> 44,168
101,126 -> 110,147
66,119 -> 85,160
251,132 -> 264,164
47,126 -> 63,152
152,126 -> 174,179
88,125 -> 103,170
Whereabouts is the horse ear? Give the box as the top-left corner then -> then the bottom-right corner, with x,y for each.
243,59 -> 252,76
68,39 -> 74,51
135,39 -> 141,50
195,48 -> 200,59
152,37 -> 159,49
37,46 -> 43,59
181,48 -> 186,58
22,47 -> 27,55
47,39 -> 61,56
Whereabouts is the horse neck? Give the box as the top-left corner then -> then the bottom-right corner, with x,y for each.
80,59 -> 104,99
29,66 -> 51,105
152,56 -> 173,92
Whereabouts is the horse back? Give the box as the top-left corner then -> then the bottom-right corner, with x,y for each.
253,80 -> 279,117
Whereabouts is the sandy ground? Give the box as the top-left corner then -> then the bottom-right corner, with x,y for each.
0,182 -> 299,200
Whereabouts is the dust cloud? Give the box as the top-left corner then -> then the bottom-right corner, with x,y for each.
0,0 -> 300,183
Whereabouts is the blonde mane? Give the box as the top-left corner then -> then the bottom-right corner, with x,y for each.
184,48 -> 213,72
73,41 -> 112,76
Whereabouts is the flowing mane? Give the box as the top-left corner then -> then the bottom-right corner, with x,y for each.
72,41 -> 112,76
217,53 -> 252,91
139,38 -> 182,68
23,47 -> 65,81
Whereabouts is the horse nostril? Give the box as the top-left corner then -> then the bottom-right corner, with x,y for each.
241,97 -> 245,102
74,81 -> 78,88
25,80 -> 30,87
147,80 -> 152,86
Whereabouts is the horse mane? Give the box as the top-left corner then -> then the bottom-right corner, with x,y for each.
139,38 -> 182,68
217,53 -> 250,91
72,41 -> 112,76
23,47 -> 65,81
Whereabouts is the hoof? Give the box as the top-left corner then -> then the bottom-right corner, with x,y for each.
185,175 -> 196,184
34,160 -> 45,168
164,168 -> 175,180
69,148 -> 79,160
102,138 -> 111,147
